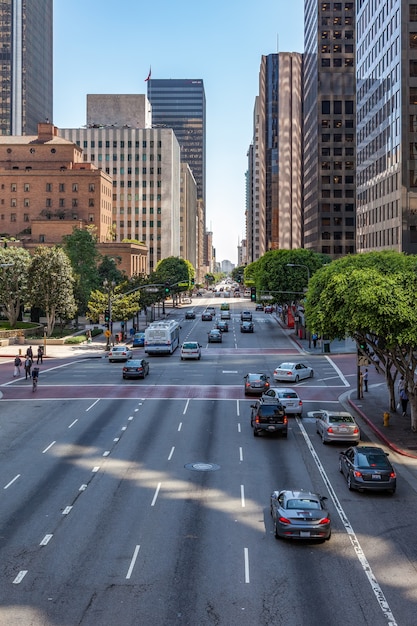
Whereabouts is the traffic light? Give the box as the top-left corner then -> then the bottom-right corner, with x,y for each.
358,339 -> 367,353
250,287 -> 256,302
164,282 -> 170,295
237,275 -> 241,283
104,309 -> 110,323
191,277 -> 195,285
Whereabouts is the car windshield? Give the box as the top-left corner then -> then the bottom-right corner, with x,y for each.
287,499 -> 320,510
357,452 -> 391,469
329,415 -> 354,423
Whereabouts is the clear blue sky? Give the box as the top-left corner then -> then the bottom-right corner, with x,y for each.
53,0 -> 304,266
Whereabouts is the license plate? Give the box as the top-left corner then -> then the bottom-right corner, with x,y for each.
254,383 -> 261,387
371,474 -> 381,480
268,426 -> 276,431
339,428 -> 348,432
300,531 -> 310,537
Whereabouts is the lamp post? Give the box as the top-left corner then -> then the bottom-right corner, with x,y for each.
103,279 -> 116,350
286,263 -> 311,348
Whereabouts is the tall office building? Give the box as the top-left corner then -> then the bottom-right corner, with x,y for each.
0,0 -> 53,135
147,79 -> 206,204
247,53 -> 303,263
303,0 -> 356,258
356,1 -> 417,254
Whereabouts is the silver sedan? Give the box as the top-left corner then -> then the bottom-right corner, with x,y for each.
273,362 -> 313,383
108,345 -> 133,363
311,410 -> 360,445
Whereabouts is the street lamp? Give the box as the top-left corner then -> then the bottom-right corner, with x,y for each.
286,263 -> 311,348
103,279 -> 116,350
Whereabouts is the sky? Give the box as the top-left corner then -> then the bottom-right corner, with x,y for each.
53,1 -> 304,266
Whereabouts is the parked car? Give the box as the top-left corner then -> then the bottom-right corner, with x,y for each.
108,345 -> 133,362
339,446 -> 396,494
201,312 -> 213,321
263,387 -> 303,416
216,320 -> 229,332
208,329 -> 223,343
273,362 -> 313,383
185,310 -> 196,319
240,321 -> 254,333
250,397 -> 288,437
241,310 -> 253,321
244,372 -> 270,396
180,341 -> 202,360
312,410 -> 360,444
132,332 -> 145,347
122,358 -> 149,379
270,490 -> 331,541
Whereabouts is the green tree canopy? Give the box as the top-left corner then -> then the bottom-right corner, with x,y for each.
0,247 -> 31,327
62,227 -> 101,317
27,246 -> 77,336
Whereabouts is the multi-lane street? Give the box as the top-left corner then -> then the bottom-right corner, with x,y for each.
0,300 -> 416,625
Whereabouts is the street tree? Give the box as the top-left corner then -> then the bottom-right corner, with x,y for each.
98,255 -> 124,284
27,246 -> 77,337
304,251 -> 417,430
62,227 -> 101,319
86,283 -> 141,324
0,247 -> 31,327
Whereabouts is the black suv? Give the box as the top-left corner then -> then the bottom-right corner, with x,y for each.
250,398 -> 288,438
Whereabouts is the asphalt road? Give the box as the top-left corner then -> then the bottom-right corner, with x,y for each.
0,302 -> 416,625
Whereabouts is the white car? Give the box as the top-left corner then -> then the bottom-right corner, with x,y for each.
273,362 -> 313,383
311,410 -> 361,445
180,341 -> 202,360
108,345 -> 133,362
262,387 -> 303,416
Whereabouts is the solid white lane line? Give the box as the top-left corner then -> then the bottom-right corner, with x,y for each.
240,485 -> 245,508
325,356 -> 350,386
126,545 -> 140,579
42,441 -> 56,454
151,482 -> 161,507
244,548 -> 250,583
297,418 -> 398,626
168,447 -> 175,461
4,474 -> 20,489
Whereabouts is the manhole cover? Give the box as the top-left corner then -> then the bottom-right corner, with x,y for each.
185,462 -> 220,472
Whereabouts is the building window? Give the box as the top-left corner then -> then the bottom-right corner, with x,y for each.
89,213 -> 94,222
59,198 -> 65,207
46,198 -> 52,207
39,235 -> 45,243
72,183 -> 78,192
24,183 -> 30,192
410,33 -> 417,49
72,199 -> 78,207
10,213 -> 16,222
24,198 -> 30,207
24,213 -> 29,222
46,183 -> 52,192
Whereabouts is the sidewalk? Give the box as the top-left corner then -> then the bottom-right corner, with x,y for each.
286,326 -> 417,459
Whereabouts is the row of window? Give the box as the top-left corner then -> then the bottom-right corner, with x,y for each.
322,147 -> 354,156
118,222 -> 162,228
322,217 -> 355,226
321,2 -> 354,12
357,201 -> 399,228
116,207 -> 162,214
85,153 -> 162,162
321,58 -> 354,67
321,44 -> 354,54
321,203 -> 354,212
322,162 -> 354,171
4,198 -> 95,208
4,183 -> 96,193
321,16 -> 353,26
322,231 -> 355,240
357,228 -> 400,250
321,29 -> 353,39
321,175 -> 355,187
321,246 -> 355,255
79,140 -> 162,149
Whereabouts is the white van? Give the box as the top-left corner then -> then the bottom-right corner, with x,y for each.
180,341 -> 202,360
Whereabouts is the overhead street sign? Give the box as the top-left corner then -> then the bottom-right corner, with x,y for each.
144,287 -> 160,293
261,294 -> 274,300
177,282 -> 188,287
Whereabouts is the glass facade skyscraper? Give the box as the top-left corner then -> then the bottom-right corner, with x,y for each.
0,0 -> 53,135
147,79 -> 206,205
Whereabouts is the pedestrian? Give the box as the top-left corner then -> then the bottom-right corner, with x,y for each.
398,375 -> 405,392
13,355 -> 22,377
86,329 -> 92,344
36,346 -> 43,364
400,387 -> 409,416
363,368 -> 369,392
24,356 -> 32,380
359,371 -> 364,399
312,333 -> 318,348
26,346 -> 33,360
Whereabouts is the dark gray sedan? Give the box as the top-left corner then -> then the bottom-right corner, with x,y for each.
339,446 -> 396,494
208,329 -> 222,343
122,359 -> 150,379
270,489 -> 331,541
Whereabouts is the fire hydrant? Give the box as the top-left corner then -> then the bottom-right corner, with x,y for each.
383,412 -> 390,427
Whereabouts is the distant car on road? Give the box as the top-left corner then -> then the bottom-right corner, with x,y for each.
255,304 -> 264,311
270,490 -> 331,541
185,310 -> 196,319
250,397 -> 288,437
216,320 -> 229,332
122,358 -> 149,379
201,312 -> 213,321
132,332 -> 145,347
273,362 -> 313,383
339,446 -> 396,494
263,387 -> 303,416
108,345 -> 133,363
240,321 -> 254,333
244,372 -> 270,396
208,329 -> 223,343
312,410 -> 360,444
264,305 -> 274,313
241,310 -> 253,321
180,341 -> 202,360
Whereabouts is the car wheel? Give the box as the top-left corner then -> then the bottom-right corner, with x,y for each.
310,370 -> 314,378
122,375 -> 126,379
347,473 -> 354,490
338,459 -> 343,473
295,375 -> 299,383
274,521 -> 280,539
109,360 -> 113,363
321,432 -> 327,445
388,488 -> 396,495
326,529 -> 332,541
282,432 -> 288,438
298,413 -> 302,418
253,429 -> 259,437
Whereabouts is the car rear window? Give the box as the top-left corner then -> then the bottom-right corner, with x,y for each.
280,392 -> 298,398
287,499 -> 320,510
259,405 -> 284,417
183,343 -> 198,349
357,453 -> 390,469
329,415 -> 354,423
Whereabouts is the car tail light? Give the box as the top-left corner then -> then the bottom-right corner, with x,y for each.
318,517 -> 330,525
279,516 -> 291,525
287,372 -> 292,376
265,382 -> 270,388
390,471 -> 396,478
354,470 -> 362,478
255,415 -> 260,424
353,427 -> 359,434
327,427 -> 334,433
298,401 -> 303,407
284,416 -> 288,424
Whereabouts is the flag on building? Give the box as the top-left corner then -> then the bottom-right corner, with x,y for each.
144,67 -> 151,82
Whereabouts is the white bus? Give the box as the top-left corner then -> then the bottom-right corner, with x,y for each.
144,320 -> 180,355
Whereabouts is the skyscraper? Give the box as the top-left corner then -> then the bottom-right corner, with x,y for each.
147,79 -> 206,204
0,0 -> 53,135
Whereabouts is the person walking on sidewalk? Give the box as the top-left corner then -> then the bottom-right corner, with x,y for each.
312,333 -> 318,348
363,368 -> 369,392
24,356 -> 32,379
400,387 -> 409,416
13,355 -> 22,377
359,371 -> 364,399
37,346 -> 43,364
